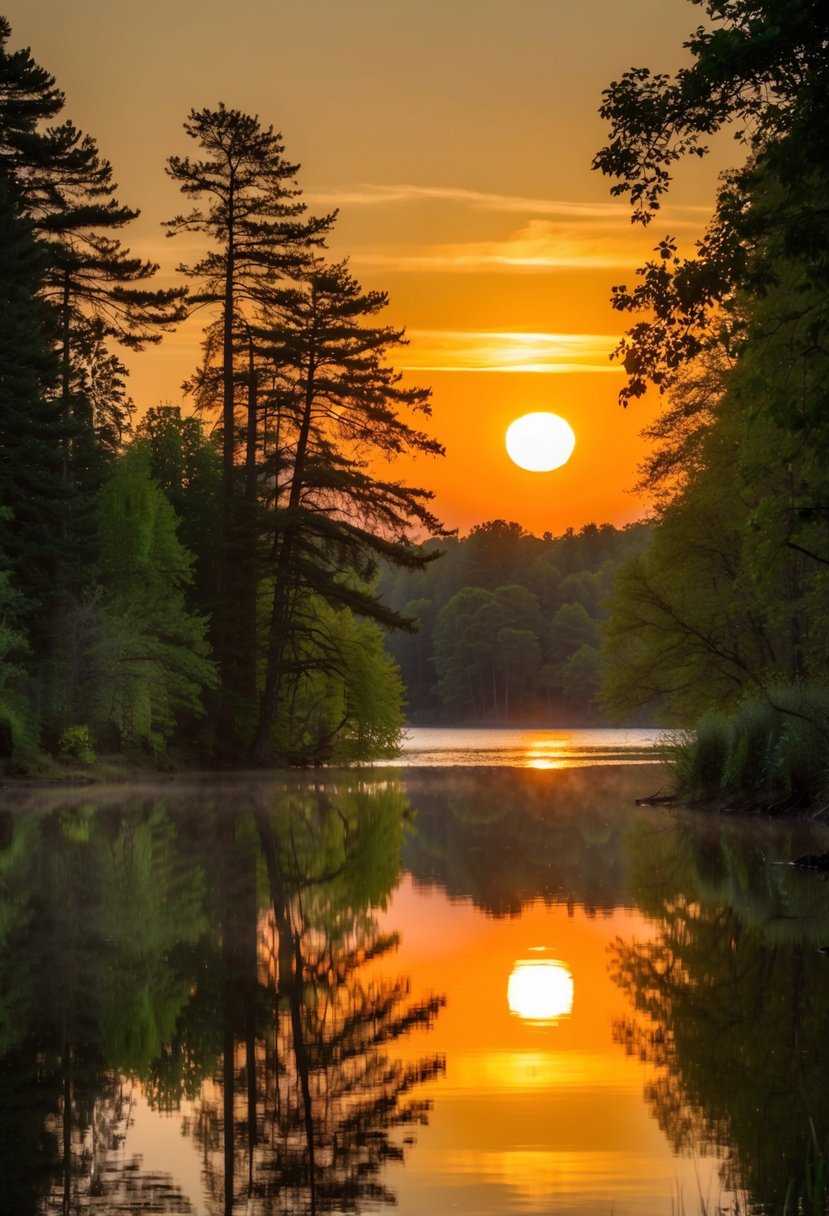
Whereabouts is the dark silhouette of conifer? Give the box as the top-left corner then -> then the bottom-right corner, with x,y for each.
166,103 -> 334,753
0,173 -> 63,652
0,16 -> 187,576
249,260 -> 444,759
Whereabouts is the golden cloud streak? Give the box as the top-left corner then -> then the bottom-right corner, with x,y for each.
306,182 -> 710,227
399,329 -> 623,374
348,218 -> 663,273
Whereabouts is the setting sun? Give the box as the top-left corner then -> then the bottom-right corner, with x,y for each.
506,412 -> 576,472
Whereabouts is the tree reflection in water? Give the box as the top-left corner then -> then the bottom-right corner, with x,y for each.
0,782 -> 444,1215
610,815 -> 829,1214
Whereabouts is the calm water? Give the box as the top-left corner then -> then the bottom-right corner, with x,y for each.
2,735 -> 829,1215
390,725 -> 667,767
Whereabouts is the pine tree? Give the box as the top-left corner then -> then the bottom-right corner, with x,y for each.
0,172 -> 62,650
250,259 -> 445,760
0,17 -> 187,566
165,104 -> 334,751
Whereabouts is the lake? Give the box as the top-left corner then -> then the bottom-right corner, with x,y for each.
2,729 -> 829,1215
389,725 -> 668,767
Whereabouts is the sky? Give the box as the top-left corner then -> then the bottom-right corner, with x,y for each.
5,1 -> 735,537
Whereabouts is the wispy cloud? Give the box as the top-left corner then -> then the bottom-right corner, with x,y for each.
307,182 -> 709,227
348,218 -> 652,273
399,329 -> 623,374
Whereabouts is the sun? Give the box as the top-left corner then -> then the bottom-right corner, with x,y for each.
506,412 -> 576,472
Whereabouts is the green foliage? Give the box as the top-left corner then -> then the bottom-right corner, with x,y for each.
670,684 -> 829,808
560,643 -> 601,706
594,0 -> 829,788
268,594 -> 405,765
0,564 -> 34,763
50,445 -> 217,752
134,406 -> 222,612
96,446 -> 216,749
250,258 -> 446,759
382,519 -> 650,723
57,724 -> 95,765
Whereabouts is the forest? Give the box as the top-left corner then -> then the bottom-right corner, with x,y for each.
0,15 -> 448,769
378,518 -> 649,724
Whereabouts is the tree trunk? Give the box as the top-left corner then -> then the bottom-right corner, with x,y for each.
250,340 -> 317,760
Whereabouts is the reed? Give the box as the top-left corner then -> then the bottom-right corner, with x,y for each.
783,1120 -> 829,1216
669,683 -> 829,812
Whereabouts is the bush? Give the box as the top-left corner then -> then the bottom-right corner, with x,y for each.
670,713 -> 730,799
58,725 -> 96,766
0,702 -> 39,770
671,683 -> 829,811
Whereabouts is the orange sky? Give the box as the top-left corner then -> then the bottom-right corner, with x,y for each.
5,1 -> 737,536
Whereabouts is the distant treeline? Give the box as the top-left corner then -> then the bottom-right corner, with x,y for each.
378,519 -> 650,724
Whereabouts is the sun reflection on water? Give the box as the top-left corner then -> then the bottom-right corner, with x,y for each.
524,734 -> 572,769
508,958 -> 574,1022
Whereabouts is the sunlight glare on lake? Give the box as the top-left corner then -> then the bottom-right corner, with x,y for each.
525,737 -> 569,769
387,726 -> 667,768
508,959 -> 574,1022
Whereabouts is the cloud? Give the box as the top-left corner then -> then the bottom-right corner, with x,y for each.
306,182 -> 709,227
311,183 -> 709,275
347,217 -> 657,273
399,329 -> 623,374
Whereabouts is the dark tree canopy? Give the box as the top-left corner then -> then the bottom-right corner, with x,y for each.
594,0 -> 829,403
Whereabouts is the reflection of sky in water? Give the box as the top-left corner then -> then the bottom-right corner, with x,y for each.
382,726 -> 669,767
379,877 -> 734,1216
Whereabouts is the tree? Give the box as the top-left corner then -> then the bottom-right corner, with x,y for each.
560,644 -> 601,710
599,359 -> 818,722
0,20 -> 174,745
268,595 -> 406,765
549,601 -> 599,665
594,0 -> 829,735
0,173 -> 61,642
494,626 -> 541,717
463,519 -> 530,588
134,405 -> 222,625
166,104 -> 335,745
593,0 -> 829,403
381,522 -> 647,724
248,258 -> 444,760
0,17 -> 187,583
51,446 -> 217,752
432,587 -> 497,718
39,164 -> 187,509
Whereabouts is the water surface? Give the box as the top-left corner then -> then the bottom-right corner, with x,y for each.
390,725 -> 667,767
1,740 -> 828,1215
